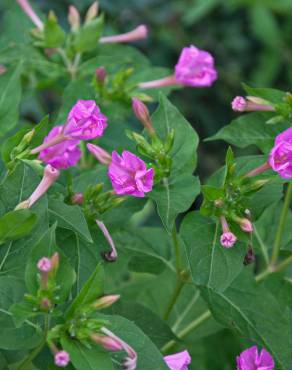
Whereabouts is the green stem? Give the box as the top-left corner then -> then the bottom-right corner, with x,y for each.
253,225 -> 269,266
163,279 -> 184,321
172,225 -> 182,274
256,254 -> 292,283
271,183 -> 292,265
162,310 -> 212,353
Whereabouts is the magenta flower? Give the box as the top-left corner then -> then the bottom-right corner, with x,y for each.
37,257 -> 52,272
108,151 -> 154,197
139,45 -> 217,89
236,346 -> 274,370
220,216 -> 237,248
269,127 -> 292,179
65,100 -> 108,140
38,126 -> 81,169
54,350 -> 70,368
231,96 -> 275,112
99,25 -> 148,44
174,45 -> 217,87
164,350 -> 191,370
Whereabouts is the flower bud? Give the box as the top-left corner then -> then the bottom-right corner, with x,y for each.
231,96 -> 274,112
99,24 -> 148,44
41,297 -> 52,310
50,252 -> 59,271
37,257 -> 52,272
91,334 -> 123,351
68,5 -> 80,32
85,1 -> 99,23
243,246 -> 255,266
92,294 -> 120,310
87,143 -> 112,165
71,192 -> 84,204
0,65 -> 7,75
54,350 -> 70,367
95,67 -> 106,84
237,218 -> 253,233
132,98 -> 155,136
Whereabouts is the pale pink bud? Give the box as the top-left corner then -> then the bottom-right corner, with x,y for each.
41,297 -> 52,309
231,96 -> 274,112
20,165 -> 60,208
85,1 -> 99,23
16,0 -> 44,30
37,257 -> 52,272
91,334 -> 123,351
92,294 -> 120,309
139,75 -> 177,89
99,25 -> 148,44
96,220 -> 118,261
244,162 -> 270,178
50,252 -> 60,271
95,67 -> 107,84
71,192 -> 84,204
220,232 -> 237,248
132,98 -> 155,136
54,351 -> 70,367
0,65 -> 7,75
68,5 -> 80,31
238,218 -> 253,233
87,143 -> 112,165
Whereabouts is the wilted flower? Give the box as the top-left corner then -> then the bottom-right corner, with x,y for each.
269,126 -> 292,179
99,25 -> 148,44
65,100 -> 108,140
139,45 -> 217,89
164,350 -> 191,370
231,96 -> 275,112
54,350 -> 70,367
236,346 -> 274,370
220,216 -> 237,248
96,220 -> 118,261
38,126 -> 81,169
108,151 -> 154,197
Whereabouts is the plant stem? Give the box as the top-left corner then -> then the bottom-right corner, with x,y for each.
162,310 -> 212,353
256,254 -> 292,283
172,225 -> 182,274
271,183 -> 292,265
253,225 -> 269,266
163,279 -> 184,321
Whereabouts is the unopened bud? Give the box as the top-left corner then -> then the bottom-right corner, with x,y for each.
250,179 -> 270,191
48,10 -> 58,22
95,67 -> 106,84
237,218 -> 253,233
50,252 -> 59,271
72,192 -> 84,204
85,1 -> 99,23
214,199 -> 223,208
87,143 -> 112,165
92,295 -> 120,310
132,98 -> 155,136
68,5 -> 80,32
91,334 -> 123,351
0,65 -> 7,75
41,297 -> 52,309
15,200 -> 30,210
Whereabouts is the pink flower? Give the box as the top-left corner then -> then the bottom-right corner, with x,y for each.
164,350 -> 191,370
16,0 -> 44,30
174,45 -> 217,87
65,100 -> 107,140
220,216 -> 237,248
37,257 -> 52,272
236,346 -> 274,370
269,127 -> 292,179
108,151 -> 154,197
91,334 -> 123,351
231,96 -> 275,112
238,218 -> 253,233
139,45 -> 217,89
220,232 -> 237,248
38,126 -> 81,169
54,351 -> 70,367
99,25 -> 148,44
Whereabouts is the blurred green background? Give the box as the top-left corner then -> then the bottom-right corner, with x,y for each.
1,0 -> 292,177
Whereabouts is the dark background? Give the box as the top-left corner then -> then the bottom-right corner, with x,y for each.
1,0 -> 292,178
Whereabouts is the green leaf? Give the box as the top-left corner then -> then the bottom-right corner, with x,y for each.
43,14 -> 66,48
0,62 -> 22,136
206,112 -> 290,153
0,209 -> 37,245
180,212 -> 246,292
242,84 -> 286,104
151,94 -> 199,175
201,270 -> 292,369
48,199 -> 93,243
73,16 -> 104,53
150,175 -> 200,232
66,263 -> 104,319
25,224 -> 76,302
61,337 -> 114,370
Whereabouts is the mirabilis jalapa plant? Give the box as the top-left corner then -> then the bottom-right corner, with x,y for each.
0,1 -> 291,369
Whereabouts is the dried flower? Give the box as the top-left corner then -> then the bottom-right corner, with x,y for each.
96,220 -> 118,261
